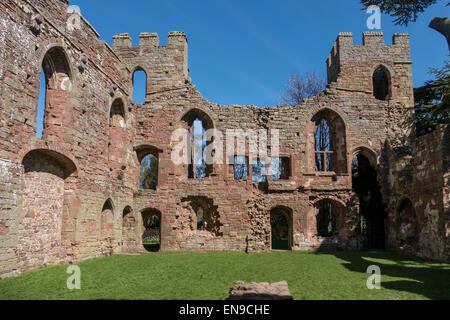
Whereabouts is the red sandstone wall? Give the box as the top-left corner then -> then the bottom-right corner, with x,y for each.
0,0 -> 448,279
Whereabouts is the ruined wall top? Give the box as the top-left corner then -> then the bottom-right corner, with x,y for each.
112,31 -> 190,99
327,32 -> 411,85
112,31 -> 188,49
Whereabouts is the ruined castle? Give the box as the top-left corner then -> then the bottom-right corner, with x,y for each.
0,0 -> 448,278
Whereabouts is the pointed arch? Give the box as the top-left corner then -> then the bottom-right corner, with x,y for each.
181,108 -> 215,179
270,206 -> 293,250
352,148 -> 386,249
36,46 -> 73,139
310,108 -> 347,174
132,66 -> 147,104
351,146 -> 378,168
396,198 -> 419,252
100,198 -> 115,255
110,98 -> 126,124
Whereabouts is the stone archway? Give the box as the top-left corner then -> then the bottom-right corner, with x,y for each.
352,152 -> 386,249
141,208 -> 161,252
397,198 -> 419,253
270,207 -> 292,250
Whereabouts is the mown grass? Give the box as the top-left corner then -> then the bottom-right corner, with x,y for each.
0,251 -> 449,300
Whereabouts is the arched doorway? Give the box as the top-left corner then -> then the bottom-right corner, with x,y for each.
352,152 -> 386,249
270,207 -> 292,250
397,198 -> 419,251
311,109 -> 347,174
141,209 -> 161,252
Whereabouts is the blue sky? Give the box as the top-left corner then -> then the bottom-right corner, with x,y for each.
69,0 -> 448,107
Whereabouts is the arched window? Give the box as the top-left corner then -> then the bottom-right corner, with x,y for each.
122,206 -> 133,229
139,154 -> 158,190
110,98 -> 125,127
132,69 -> 147,104
372,66 -> 390,101
181,109 -> 214,179
108,99 -> 126,179
316,200 -> 336,237
311,109 -> 347,173
36,68 -> 46,139
136,145 -> 159,190
191,118 -> 206,179
37,47 -> 72,139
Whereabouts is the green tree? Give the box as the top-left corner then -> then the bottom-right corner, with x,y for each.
413,60 -> 450,136
140,154 -> 158,190
360,0 -> 444,26
279,71 -> 326,106
360,1 -> 449,132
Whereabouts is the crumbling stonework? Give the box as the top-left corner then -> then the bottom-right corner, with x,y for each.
228,281 -> 293,300
0,0 -> 448,278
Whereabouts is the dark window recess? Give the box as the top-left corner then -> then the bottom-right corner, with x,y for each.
316,200 -> 336,237
271,157 -> 291,180
373,66 -> 389,101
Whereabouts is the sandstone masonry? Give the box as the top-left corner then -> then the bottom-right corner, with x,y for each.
0,0 -> 448,278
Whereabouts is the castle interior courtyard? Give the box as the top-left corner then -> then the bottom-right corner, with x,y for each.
0,0 -> 448,286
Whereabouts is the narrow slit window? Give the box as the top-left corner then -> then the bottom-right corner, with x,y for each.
36,67 -> 46,139
132,70 -> 147,104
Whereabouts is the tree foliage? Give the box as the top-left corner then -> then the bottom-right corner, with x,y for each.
140,154 -> 158,190
360,0 -> 445,26
279,71 -> 326,106
413,60 -> 450,136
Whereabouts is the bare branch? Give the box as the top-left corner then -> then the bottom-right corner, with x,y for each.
279,71 -> 326,106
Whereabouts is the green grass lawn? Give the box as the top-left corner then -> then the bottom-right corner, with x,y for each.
1,251 -> 449,300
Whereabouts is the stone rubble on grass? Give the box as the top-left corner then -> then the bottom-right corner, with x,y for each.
228,280 -> 293,300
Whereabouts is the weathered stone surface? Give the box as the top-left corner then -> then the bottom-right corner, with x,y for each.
228,281 -> 293,300
0,0 -> 448,278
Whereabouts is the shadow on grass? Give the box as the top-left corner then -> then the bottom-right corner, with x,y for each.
315,250 -> 450,300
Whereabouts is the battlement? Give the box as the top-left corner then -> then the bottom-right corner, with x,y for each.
112,31 -> 187,50
330,31 -> 409,48
112,31 -> 190,95
326,32 -> 411,85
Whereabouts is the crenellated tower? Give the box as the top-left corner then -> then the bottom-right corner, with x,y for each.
326,32 -> 413,108
112,31 -> 190,103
